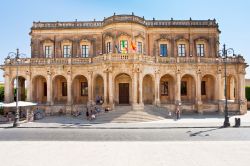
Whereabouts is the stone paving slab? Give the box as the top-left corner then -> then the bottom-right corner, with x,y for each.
1,112 -> 250,129
0,141 -> 250,166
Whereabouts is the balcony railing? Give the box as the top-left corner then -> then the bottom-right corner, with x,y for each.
4,54 -> 245,66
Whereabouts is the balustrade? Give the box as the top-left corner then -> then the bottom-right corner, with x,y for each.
4,54 -> 245,66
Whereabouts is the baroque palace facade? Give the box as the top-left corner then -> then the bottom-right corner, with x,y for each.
1,14 -> 248,114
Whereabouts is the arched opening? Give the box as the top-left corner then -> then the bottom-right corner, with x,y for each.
160,74 -> 175,104
11,76 -> 27,102
143,74 -> 154,104
201,74 -> 215,102
53,75 -> 67,104
72,75 -> 88,104
32,75 -> 47,104
224,75 -> 236,100
93,74 -> 104,104
114,73 -> 132,105
181,74 -> 196,103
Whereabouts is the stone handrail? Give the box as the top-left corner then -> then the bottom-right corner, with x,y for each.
4,54 -> 245,66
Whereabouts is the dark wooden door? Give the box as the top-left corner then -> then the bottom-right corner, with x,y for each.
119,83 -> 129,104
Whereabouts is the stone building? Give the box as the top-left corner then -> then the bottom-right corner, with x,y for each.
1,14 -> 248,115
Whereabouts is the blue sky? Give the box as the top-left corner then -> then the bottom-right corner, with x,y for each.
0,0 -> 250,81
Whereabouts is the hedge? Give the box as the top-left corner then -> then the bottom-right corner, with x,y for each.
246,86 -> 250,101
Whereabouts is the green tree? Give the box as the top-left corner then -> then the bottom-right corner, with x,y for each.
0,86 -> 4,102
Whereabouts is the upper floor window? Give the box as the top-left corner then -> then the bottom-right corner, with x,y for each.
160,44 -> 168,57
197,44 -> 205,57
44,46 -> 52,58
106,42 -> 112,53
120,40 -> 128,53
63,45 -> 71,58
137,42 -> 143,54
178,44 -> 186,57
81,45 -> 89,57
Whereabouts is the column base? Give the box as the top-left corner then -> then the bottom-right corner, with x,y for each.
196,101 -> 203,114
153,99 -> 161,106
132,103 -> 144,111
65,105 -> 72,115
239,99 -> 247,115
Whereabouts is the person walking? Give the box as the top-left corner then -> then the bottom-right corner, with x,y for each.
175,106 -> 181,120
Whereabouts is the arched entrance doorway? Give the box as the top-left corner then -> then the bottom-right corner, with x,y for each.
32,75 -> 47,104
201,74 -> 215,102
181,74 -> 196,103
160,74 -> 175,104
11,76 -> 27,102
72,75 -> 88,104
114,73 -> 132,104
143,74 -> 154,104
93,74 -> 104,104
53,75 -> 67,104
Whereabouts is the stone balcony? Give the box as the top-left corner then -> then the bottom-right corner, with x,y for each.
3,54 -> 245,66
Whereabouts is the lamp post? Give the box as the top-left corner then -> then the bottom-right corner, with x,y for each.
219,44 -> 235,127
6,49 -> 25,127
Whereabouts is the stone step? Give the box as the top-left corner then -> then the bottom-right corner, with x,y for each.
90,105 -> 170,123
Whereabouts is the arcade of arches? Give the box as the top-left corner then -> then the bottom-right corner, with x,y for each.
4,70 -> 245,114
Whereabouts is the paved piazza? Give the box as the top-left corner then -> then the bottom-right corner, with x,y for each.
0,141 -> 249,166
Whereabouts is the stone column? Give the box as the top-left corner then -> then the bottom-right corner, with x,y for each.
154,71 -> 160,106
26,74 -> 32,101
108,71 -> 114,108
4,73 -> 11,103
47,73 -> 52,105
238,72 -> 247,114
103,71 -> 108,106
88,71 -> 93,102
196,71 -> 202,113
216,72 -> 224,114
175,72 -> 181,104
67,73 -> 72,105
132,71 -> 138,110
138,71 -> 144,110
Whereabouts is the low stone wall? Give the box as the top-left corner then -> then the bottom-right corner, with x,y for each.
247,101 -> 250,109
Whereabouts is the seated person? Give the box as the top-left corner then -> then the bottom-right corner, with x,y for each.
96,96 -> 100,104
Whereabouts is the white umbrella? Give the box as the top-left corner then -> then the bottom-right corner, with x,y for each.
2,101 -> 37,107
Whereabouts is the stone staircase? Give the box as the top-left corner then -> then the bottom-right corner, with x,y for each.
91,105 -> 171,123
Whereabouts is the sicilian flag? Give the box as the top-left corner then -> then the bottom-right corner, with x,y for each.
131,41 -> 136,51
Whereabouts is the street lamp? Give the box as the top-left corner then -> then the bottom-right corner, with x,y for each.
6,49 -> 25,127
218,44 -> 236,127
